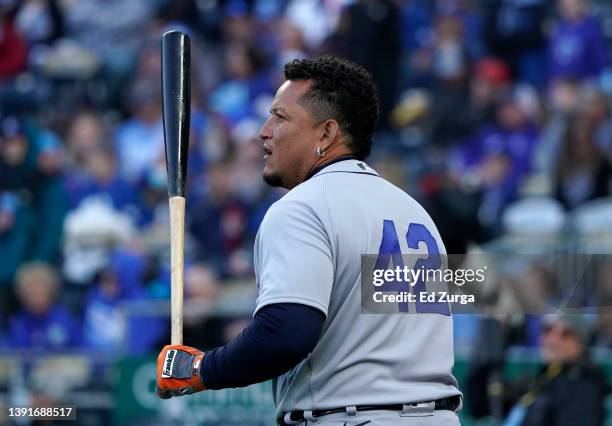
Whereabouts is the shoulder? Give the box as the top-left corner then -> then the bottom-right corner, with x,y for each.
262,181 -> 326,224
256,182 -> 333,250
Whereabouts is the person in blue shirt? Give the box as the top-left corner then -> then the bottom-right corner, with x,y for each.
114,78 -> 164,183
209,42 -> 274,126
64,143 -> 140,217
82,249 -> 166,354
549,0 -> 608,81
451,89 -> 540,228
7,262 -> 81,349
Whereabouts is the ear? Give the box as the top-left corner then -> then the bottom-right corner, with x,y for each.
318,119 -> 340,151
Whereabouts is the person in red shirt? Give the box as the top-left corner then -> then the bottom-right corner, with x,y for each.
0,4 -> 28,80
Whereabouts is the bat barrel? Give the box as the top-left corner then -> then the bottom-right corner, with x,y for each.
162,30 -> 191,198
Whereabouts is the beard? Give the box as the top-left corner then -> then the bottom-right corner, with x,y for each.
263,171 -> 285,188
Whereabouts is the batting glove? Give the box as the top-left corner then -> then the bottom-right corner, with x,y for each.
156,344 -> 206,399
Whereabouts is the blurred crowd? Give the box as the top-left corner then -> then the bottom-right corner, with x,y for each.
1,0 -> 612,423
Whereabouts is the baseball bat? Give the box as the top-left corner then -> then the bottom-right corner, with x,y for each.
162,30 -> 191,345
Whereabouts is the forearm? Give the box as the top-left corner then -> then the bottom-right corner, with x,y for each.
200,303 -> 325,389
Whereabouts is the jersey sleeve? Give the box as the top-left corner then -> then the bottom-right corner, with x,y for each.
254,198 -> 333,317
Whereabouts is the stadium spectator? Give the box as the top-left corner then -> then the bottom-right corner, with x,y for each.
532,78 -> 583,175
188,159 -> 249,277
430,12 -> 469,84
15,0 -> 64,46
549,0 -> 608,81
30,128 -> 68,263
412,11 -> 472,146
220,0 -> 255,44
448,88 -> 540,234
467,313 -> 610,422
430,57 -> 512,147
505,314 -> 609,426
114,77 -> 164,183
0,116 -> 37,192
553,120 -> 611,209
7,262 -> 80,349
82,250 -> 165,354
0,2 -> 28,80
65,143 -> 140,218
64,109 -> 109,171
208,41 -> 273,126
579,87 -> 612,155
0,116 -> 67,271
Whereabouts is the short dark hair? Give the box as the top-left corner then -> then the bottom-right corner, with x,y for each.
284,56 -> 380,159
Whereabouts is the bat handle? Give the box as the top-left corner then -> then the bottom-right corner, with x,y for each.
169,196 -> 185,345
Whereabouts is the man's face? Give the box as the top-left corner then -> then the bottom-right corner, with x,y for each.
19,275 -> 55,315
540,320 -> 583,363
259,79 -> 320,189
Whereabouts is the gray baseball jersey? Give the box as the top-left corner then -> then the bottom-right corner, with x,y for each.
253,159 -> 460,418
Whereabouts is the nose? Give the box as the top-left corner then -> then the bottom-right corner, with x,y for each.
259,117 -> 273,141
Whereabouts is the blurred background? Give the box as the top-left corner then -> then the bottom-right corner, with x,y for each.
0,0 -> 612,424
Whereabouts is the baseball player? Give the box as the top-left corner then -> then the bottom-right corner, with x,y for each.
156,56 -> 462,425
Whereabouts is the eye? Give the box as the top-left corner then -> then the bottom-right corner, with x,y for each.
270,109 -> 286,121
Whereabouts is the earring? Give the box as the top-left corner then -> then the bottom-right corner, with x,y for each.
316,147 -> 325,157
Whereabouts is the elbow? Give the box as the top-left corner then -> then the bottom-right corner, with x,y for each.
266,323 -> 321,372
254,303 -> 325,374
268,334 -> 317,371
283,340 -> 315,365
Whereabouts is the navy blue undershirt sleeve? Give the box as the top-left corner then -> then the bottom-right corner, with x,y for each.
199,303 -> 325,389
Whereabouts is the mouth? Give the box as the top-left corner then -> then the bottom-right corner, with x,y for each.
263,145 -> 272,160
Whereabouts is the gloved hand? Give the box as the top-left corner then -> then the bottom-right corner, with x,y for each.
156,344 -> 206,399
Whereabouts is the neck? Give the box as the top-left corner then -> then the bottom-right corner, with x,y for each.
304,145 -> 358,181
